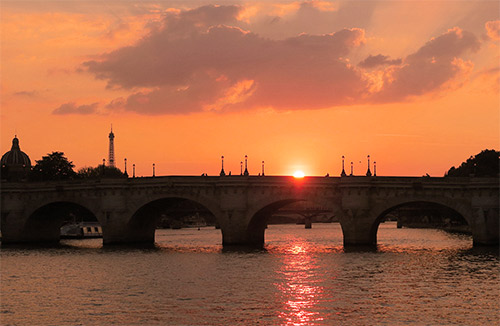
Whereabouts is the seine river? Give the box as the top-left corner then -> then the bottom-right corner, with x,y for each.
1,223 -> 498,325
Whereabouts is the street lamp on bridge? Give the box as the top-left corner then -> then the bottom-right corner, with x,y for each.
366,155 -> 372,176
244,155 -> 249,176
341,155 -> 347,177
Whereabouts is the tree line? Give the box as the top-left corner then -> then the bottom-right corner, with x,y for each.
444,149 -> 499,177
29,152 -> 125,181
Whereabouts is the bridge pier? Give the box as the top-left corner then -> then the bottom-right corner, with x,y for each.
339,210 -> 377,246
102,227 -> 155,245
304,216 -> 312,229
101,211 -> 155,245
221,228 -> 263,247
219,210 -> 265,247
471,207 -> 499,246
1,210 -> 61,244
1,211 -> 24,243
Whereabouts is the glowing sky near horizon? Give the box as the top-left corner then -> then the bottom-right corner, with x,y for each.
1,1 -> 499,177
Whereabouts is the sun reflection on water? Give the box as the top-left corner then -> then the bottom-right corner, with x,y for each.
276,239 -> 325,325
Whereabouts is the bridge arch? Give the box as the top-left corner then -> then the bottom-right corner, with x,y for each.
247,199 -> 302,245
23,201 -> 100,243
366,196 -> 472,246
25,197 -> 101,222
245,194 -> 341,246
120,194 -> 223,245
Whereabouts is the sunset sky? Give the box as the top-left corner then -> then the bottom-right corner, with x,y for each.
1,1 -> 499,177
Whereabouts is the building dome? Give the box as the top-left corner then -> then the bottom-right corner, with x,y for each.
1,136 -> 31,181
2,136 -> 31,167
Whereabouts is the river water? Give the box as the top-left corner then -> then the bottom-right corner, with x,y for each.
1,222 -> 498,325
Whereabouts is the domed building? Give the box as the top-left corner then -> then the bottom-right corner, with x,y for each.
1,136 -> 32,181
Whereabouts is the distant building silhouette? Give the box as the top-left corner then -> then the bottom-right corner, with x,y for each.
108,125 -> 115,167
1,136 -> 31,181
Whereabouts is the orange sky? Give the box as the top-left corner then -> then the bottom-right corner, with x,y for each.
1,1 -> 499,177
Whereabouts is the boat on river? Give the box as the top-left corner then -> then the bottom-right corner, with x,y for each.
60,222 -> 102,239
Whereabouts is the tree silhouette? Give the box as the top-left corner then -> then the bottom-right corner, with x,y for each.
445,149 -> 499,177
30,152 -> 77,181
77,165 -> 125,179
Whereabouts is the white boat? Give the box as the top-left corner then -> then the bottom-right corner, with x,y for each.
60,222 -> 102,239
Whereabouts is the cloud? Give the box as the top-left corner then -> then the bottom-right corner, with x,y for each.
84,5 -> 368,114
473,67 -> 500,94
485,20 -> 500,41
247,1 -> 378,39
53,102 -> 99,115
13,90 -> 40,98
359,54 -> 402,68
374,27 -> 480,101
78,5 -> 481,115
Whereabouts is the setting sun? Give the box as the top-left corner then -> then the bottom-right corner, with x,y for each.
293,170 -> 305,178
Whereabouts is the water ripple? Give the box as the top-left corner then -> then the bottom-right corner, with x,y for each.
1,223 -> 497,325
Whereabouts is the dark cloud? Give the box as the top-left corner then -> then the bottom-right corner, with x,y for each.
359,54 -> 402,68
83,5 -> 368,114
375,27 -> 480,101
53,102 -> 99,115
76,5 -> 481,115
411,27 -> 480,59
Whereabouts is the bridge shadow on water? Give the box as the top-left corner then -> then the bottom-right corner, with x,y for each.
221,244 -> 268,254
456,245 -> 499,258
3,241 -> 495,259
1,228 -> 495,256
0,241 -> 71,250
342,244 -> 379,253
0,238 -> 168,253
95,242 -> 269,254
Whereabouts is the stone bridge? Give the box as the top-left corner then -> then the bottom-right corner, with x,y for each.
1,176 -> 498,247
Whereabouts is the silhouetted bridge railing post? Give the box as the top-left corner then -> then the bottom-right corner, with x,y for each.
1,176 -> 498,247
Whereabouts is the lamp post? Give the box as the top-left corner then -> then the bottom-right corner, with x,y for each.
262,161 -> 265,176
133,164 -> 136,178
366,155 -> 372,176
244,155 -> 249,176
240,161 -> 243,175
102,158 -> 106,175
350,161 -> 353,176
220,155 -> 226,176
341,155 -> 347,177
124,158 -> 128,176
374,161 -> 377,177
153,163 -> 155,177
